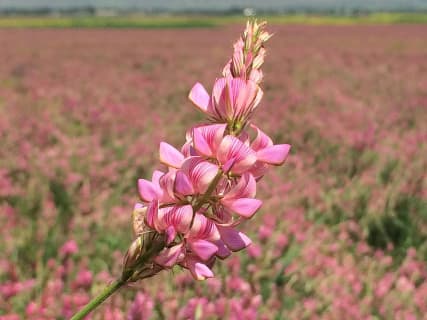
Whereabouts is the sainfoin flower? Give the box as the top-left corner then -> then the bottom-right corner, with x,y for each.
123,20 -> 291,282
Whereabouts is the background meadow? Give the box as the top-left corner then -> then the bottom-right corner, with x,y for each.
0,18 -> 426,319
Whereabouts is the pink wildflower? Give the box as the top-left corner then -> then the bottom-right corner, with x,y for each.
59,240 -> 79,257
128,292 -> 154,320
124,20 -> 290,283
189,77 -> 263,128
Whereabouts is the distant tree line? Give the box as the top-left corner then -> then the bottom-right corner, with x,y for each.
0,6 -> 426,16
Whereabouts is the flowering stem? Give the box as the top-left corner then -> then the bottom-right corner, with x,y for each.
190,170 -> 223,228
69,278 -> 126,320
193,170 -> 223,213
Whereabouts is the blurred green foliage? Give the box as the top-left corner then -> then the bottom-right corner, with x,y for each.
0,13 -> 427,28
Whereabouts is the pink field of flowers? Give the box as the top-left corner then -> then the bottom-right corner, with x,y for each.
0,24 -> 427,319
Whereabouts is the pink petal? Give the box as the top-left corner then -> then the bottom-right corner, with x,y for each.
249,161 -> 269,180
181,157 -> 219,194
217,226 -> 252,251
221,198 -> 262,218
158,171 -> 176,201
251,85 -> 264,112
257,144 -> 291,165
222,173 -> 256,200
154,244 -> 183,268
159,142 -> 184,168
192,127 -> 213,157
214,207 -> 233,224
250,69 -> 263,83
138,179 -> 160,202
187,258 -> 214,280
213,239 -> 231,259
238,130 -> 250,145
250,125 -> 273,151
145,200 -> 159,230
223,79 -> 238,119
159,205 -> 193,234
134,202 -> 145,211
211,78 -> 228,118
192,124 -> 226,157
174,170 -> 194,196
233,79 -> 259,119
189,239 -> 218,261
212,78 -> 263,121
165,226 -> 177,244
217,135 -> 257,175
222,59 -> 232,78
152,170 -> 164,186
181,141 -> 194,158
221,157 -> 236,174
171,205 -> 193,234
189,213 -> 220,241
189,83 -> 210,113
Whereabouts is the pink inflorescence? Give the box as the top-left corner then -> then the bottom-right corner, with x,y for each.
126,21 -> 290,281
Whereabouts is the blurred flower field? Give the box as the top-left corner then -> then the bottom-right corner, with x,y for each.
0,24 -> 426,319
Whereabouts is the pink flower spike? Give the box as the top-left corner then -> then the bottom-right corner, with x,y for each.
120,21 -> 291,286
221,198 -> 262,219
217,135 -> 257,174
159,142 -> 184,168
189,83 -> 211,114
189,239 -> 218,261
138,179 -> 161,202
181,157 -> 219,194
155,244 -> 184,268
257,144 -> 291,165
217,225 -> 252,251
186,258 -> 214,280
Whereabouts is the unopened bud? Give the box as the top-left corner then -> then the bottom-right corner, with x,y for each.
223,20 -> 272,84
123,236 -> 144,276
252,48 -> 266,70
122,231 -> 167,282
258,29 -> 272,43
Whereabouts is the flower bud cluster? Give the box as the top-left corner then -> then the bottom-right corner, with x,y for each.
190,21 -> 271,134
126,21 -> 290,281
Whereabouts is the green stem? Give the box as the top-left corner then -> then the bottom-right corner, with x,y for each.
69,278 -> 125,320
190,170 -> 224,228
194,170 -> 223,212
